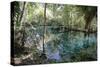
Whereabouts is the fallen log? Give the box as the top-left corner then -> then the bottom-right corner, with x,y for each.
52,26 -> 97,34
63,27 -> 97,33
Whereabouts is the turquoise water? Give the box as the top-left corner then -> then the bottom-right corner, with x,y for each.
25,26 -> 97,62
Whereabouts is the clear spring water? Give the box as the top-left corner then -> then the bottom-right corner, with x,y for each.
24,26 -> 97,62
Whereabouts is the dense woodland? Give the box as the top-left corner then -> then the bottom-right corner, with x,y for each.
11,1 -> 97,65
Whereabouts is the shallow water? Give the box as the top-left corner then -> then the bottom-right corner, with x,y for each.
24,26 -> 97,62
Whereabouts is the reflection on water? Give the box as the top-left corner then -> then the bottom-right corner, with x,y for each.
45,33 -> 96,61
24,26 -> 97,62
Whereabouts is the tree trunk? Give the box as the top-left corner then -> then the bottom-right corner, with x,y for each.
43,3 -> 47,54
84,8 -> 97,36
19,2 -> 26,30
19,2 -> 26,47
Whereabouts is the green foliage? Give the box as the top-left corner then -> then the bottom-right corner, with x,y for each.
12,2 -> 97,65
